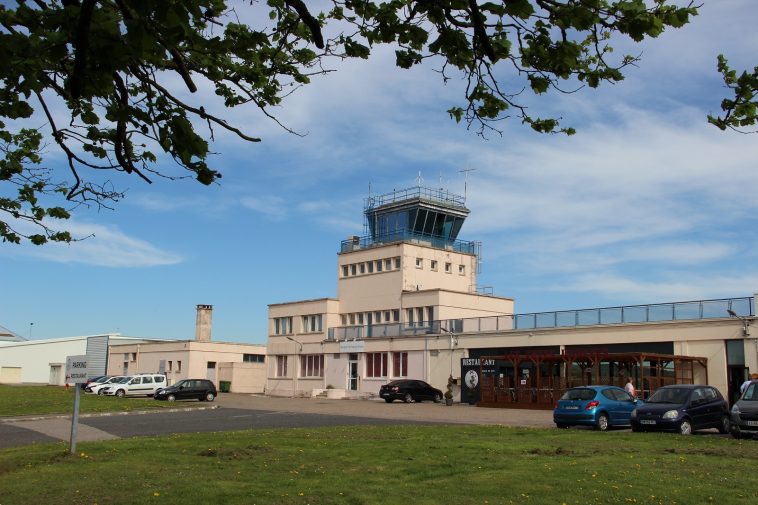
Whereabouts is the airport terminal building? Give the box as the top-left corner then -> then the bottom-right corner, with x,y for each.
266,185 -> 755,405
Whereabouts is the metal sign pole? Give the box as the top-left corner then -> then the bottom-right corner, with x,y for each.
70,385 -> 81,454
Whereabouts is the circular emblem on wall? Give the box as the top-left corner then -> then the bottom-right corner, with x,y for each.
464,369 -> 479,389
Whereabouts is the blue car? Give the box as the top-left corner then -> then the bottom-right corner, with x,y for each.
554,385 -> 641,431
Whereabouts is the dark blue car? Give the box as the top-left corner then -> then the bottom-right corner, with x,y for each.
630,384 -> 730,435
554,385 -> 640,431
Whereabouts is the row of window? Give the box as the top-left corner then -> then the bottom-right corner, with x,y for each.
415,257 -> 466,275
341,256 -> 401,277
274,352 -> 409,378
273,313 -> 323,335
243,354 -> 265,363
341,309 -> 400,326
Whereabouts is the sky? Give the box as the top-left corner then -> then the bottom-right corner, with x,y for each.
2,1 -> 758,344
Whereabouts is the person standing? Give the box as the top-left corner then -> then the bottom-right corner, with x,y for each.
625,377 -> 637,398
740,373 -> 758,395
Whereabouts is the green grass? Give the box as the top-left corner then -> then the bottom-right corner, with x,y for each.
0,385 -> 195,417
0,425 -> 754,505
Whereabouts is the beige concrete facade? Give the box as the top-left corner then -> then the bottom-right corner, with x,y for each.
107,340 -> 266,392
264,187 -> 755,403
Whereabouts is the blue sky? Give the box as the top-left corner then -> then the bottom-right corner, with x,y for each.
2,1 -> 758,343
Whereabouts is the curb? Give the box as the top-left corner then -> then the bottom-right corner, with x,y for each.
0,404 -> 220,423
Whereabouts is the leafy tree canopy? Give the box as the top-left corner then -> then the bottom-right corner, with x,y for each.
0,0 -> 699,244
708,55 -> 758,133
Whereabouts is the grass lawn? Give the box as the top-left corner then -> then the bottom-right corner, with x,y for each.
0,385 -> 195,417
0,425 -> 754,505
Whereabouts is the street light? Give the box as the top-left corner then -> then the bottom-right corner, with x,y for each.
727,309 -> 751,337
439,324 -> 459,377
285,336 -> 303,398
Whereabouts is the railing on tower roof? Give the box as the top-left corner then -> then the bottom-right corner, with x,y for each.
340,230 -> 479,255
365,186 -> 467,211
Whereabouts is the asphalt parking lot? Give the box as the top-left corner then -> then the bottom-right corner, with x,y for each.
0,394 -> 555,448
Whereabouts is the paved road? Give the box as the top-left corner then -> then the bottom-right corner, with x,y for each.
0,394 -> 555,449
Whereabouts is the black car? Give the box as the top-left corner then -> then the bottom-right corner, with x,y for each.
154,379 -> 217,402
630,384 -> 730,435
379,379 -> 443,403
80,375 -> 109,390
731,380 -> 758,439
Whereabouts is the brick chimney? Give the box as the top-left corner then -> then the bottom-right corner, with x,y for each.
195,304 -> 212,342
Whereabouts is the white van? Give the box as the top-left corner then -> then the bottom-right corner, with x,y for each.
101,374 -> 167,397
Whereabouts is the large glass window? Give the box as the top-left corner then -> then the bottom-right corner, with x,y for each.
300,355 -> 324,377
274,317 -> 292,335
243,354 -> 265,363
302,314 -> 323,333
366,353 -> 388,378
393,352 -> 408,377
276,356 -> 288,377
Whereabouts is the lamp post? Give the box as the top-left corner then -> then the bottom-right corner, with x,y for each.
29,322 -> 33,339
286,336 -> 303,398
727,309 -> 752,337
440,324 -> 458,377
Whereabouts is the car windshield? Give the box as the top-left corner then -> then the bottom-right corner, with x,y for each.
646,387 -> 690,404
175,380 -> 189,387
744,383 -> 758,401
560,389 -> 596,401
115,376 -> 131,384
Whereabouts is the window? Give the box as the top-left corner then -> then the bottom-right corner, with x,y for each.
459,264 -> 465,275
393,309 -> 400,322
374,311 -> 382,323
406,308 -> 415,325
349,313 -> 355,325
385,258 -> 392,270
384,310 -> 391,322
393,352 -> 408,377
358,313 -> 364,325
394,257 -> 401,268
426,306 -> 434,323
207,361 -> 216,369
131,353 -> 137,362
168,361 -> 173,371
360,262 -> 366,274
341,315 -> 347,325
176,361 -> 182,372
342,265 -> 348,277
131,377 -> 141,384
243,354 -> 265,363
143,376 -> 153,384
300,355 -> 324,377
430,260 -> 438,270
351,264 -> 357,275
416,257 -> 423,268
416,307 -> 425,325
445,262 -> 452,273
366,352 -> 388,377
376,259 -> 383,272
274,317 -> 293,335
276,356 -> 288,377
302,314 -> 323,333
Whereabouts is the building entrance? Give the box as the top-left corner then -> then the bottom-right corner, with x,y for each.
348,354 -> 359,391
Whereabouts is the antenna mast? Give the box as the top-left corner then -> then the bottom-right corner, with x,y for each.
459,167 -> 476,203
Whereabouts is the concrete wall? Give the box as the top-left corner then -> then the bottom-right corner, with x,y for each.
218,362 -> 266,393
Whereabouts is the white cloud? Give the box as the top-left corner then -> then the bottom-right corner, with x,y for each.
3,221 -> 183,267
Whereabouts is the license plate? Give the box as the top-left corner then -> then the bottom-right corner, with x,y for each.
640,420 -> 656,425
565,406 -> 579,410
744,420 -> 758,427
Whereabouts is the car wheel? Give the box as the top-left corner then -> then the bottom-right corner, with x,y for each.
205,392 -> 215,402
115,389 -> 125,398
718,415 -> 730,434
384,398 -> 393,403
97,390 -> 104,395
404,393 -> 415,403
556,423 -> 569,429
433,393 -> 442,403
679,419 -> 693,435
594,413 -> 609,431
167,394 -> 176,402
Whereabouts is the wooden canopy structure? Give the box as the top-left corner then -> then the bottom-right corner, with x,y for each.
476,351 -> 708,410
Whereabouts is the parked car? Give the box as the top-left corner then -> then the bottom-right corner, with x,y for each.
730,380 -> 758,439
379,379 -> 443,403
86,376 -> 127,395
553,385 -> 640,431
154,379 -> 217,402
630,384 -> 730,435
101,374 -> 167,397
80,375 -> 109,391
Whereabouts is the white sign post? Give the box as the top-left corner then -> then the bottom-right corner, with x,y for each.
65,355 -> 88,455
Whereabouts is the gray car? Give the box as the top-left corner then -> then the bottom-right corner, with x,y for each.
731,381 -> 758,439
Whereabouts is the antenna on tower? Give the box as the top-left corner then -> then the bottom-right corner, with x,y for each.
459,166 -> 477,203
416,171 -> 424,187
